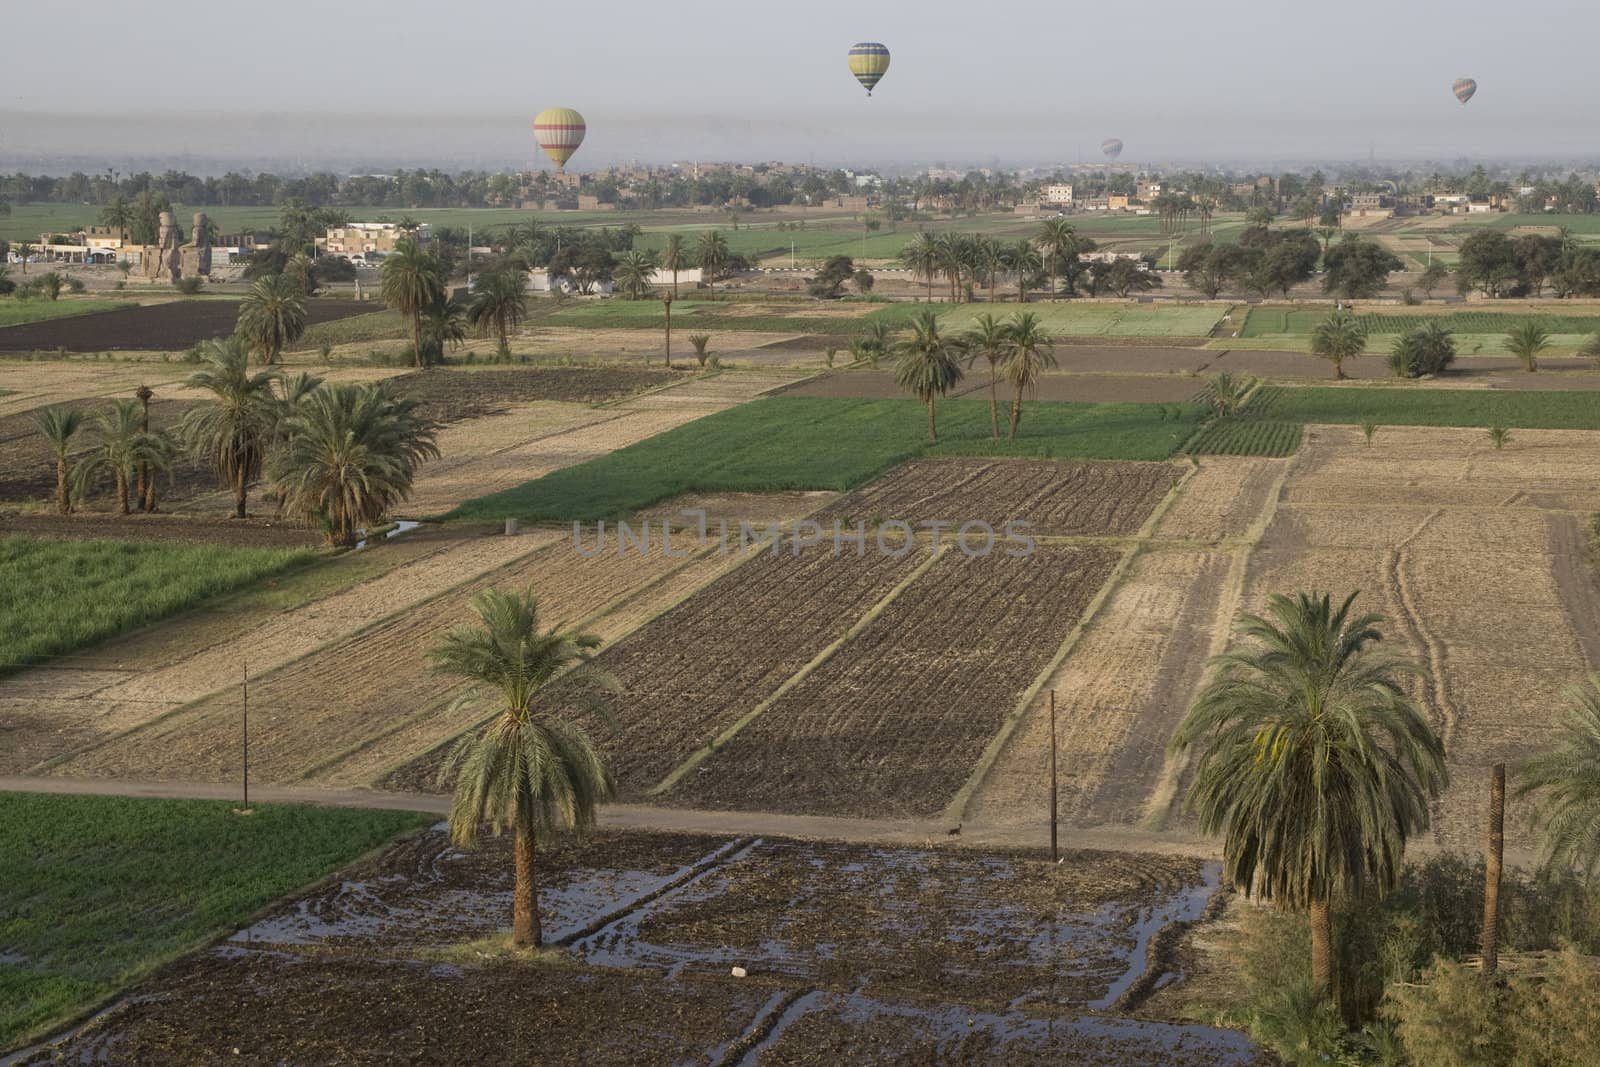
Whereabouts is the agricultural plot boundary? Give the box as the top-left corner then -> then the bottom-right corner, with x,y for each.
943,464 -> 1198,826
21,536 -> 577,778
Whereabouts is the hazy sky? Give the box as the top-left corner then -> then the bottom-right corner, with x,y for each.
4,0 -> 1599,171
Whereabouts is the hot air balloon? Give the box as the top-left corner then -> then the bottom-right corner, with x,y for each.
1101,138 -> 1124,160
533,107 -> 587,176
1452,78 -> 1477,105
848,42 -> 891,96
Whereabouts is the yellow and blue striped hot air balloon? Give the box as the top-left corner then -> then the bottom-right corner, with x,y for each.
533,107 -> 586,174
848,42 -> 891,96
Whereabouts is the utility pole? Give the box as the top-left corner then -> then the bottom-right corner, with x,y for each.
1482,763 -> 1505,977
466,223 -> 472,289
240,660 -> 250,813
1049,690 -> 1059,862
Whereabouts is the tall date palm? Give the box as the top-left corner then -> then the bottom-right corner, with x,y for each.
179,337 -> 283,519
380,238 -> 446,369
893,310 -> 964,442
466,270 -> 528,359
31,405 -> 83,516
963,313 -> 1012,438
431,589 -> 618,948
1516,677 -> 1600,877
1169,591 -> 1447,1001
1001,312 -> 1055,438
236,274 -> 307,366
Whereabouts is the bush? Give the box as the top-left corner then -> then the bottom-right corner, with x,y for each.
1252,982 -> 1348,1066
688,333 -> 711,367
173,276 -> 204,295
65,276 -> 85,294
1389,325 -> 1457,378
1384,957 -> 1512,1067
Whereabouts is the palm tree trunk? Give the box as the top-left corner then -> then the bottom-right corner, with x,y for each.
234,469 -> 248,520
1333,357 -> 1344,381
55,456 -> 70,516
512,823 -> 542,947
663,301 -> 672,369
988,364 -> 999,438
926,396 -> 937,442
925,276 -> 931,304
115,472 -> 130,515
412,316 -> 425,370
1482,763 -> 1505,978
1309,899 -> 1333,998
1009,390 -> 1023,439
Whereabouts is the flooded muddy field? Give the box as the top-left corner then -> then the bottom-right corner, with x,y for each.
13,829 -> 1264,1065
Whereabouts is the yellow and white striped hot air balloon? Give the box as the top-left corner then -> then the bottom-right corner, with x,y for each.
848,42 -> 890,97
533,107 -> 586,175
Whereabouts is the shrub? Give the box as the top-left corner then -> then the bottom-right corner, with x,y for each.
65,276 -> 86,294
1390,324 -> 1457,378
174,276 -> 204,295
1384,956 -> 1512,1067
1487,425 -> 1511,450
1252,982 -> 1347,1066
824,346 -> 838,368
688,333 -> 712,367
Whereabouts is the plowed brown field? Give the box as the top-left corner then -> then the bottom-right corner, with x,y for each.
670,545 -> 1122,818
820,459 -> 1177,538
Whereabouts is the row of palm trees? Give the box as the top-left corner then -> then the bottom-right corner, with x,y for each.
32,339 -> 438,544
1311,312 -> 1558,380
612,230 -> 733,300
897,220 -> 1088,305
886,310 -> 1056,440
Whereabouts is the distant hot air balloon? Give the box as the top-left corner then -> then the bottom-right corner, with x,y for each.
1101,138 -> 1124,160
1452,78 -> 1477,105
533,107 -> 587,176
848,42 -> 891,96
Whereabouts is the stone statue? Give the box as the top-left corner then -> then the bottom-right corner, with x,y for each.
143,211 -> 182,282
192,212 -> 212,276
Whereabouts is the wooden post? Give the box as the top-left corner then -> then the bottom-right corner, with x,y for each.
1049,690 -> 1059,863
1482,762 -> 1505,977
663,293 -> 673,369
242,660 -> 250,811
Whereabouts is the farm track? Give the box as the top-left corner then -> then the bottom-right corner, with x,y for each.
41,538 -> 708,784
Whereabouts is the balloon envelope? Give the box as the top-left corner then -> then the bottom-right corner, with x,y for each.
1452,78 -> 1477,105
533,107 -> 586,170
1101,138 -> 1124,159
848,42 -> 891,95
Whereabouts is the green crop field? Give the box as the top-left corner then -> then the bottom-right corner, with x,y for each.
1240,308 -> 1600,339
1252,386 -> 1600,429
0,299 -> 133,329
0,792 -> 429,1050
940,303 -> 1224,337
446,394 -> 1203,522
0,536 -> 312,676
290,308 -> 410,350
1184,418 -> 1304,457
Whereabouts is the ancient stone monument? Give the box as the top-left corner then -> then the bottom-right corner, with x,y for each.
180,212 -> 212,277
142,211 -> 182,282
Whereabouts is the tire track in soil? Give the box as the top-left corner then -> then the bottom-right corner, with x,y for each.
1381,508 -> 1457,842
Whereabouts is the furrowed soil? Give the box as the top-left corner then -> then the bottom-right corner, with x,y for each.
1193,424 -> 1600,851
391,366 -> 683,422
818,458 -> 1179,538
45,538 -> 714,785
0,299 -> 374,352
669,545 -> 1122,818
385,544 -> 925,796
13,828 -> 1260,1066
0,530 -> 559,775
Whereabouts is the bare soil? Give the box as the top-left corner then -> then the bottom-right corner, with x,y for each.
819,458 -> 1179,538
391,366 -> 684,423
12,828 -> 1260,1066
0,510 -> 319,546
670,545 -> 1122,818
0,299 -> 375,353
0,397 -> 213,507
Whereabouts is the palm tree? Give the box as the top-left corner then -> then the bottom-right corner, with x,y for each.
1009,240 -> 1042,304
236,274 -> 307,366
976,238 -> 1006,305
466,270 -> 528,359
1310,310 -> 1368,381
31,405 -> 83,515
380,238 -> 445,369
269,382 -> 439,547
431,589 -> 618,948
15,241 -> 31,274
893,310 -> 964,442
1169,591 -> 1446,1000
1037,218 -> 1079,300
899,233 -> 939,303
1517,677 -> 1600,878
179,337 -> 283,519
963,314 -> 1012,438
100,196 -> 133,244
420,295 -> 468,366
1002,312 -> 1056,439
695,230 -> 730,288
661,234 -> 688,300
1504,321 -> 1550,373
934,232 -> 966,303
70,400 -> 172,515
613,249 -> 660,300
